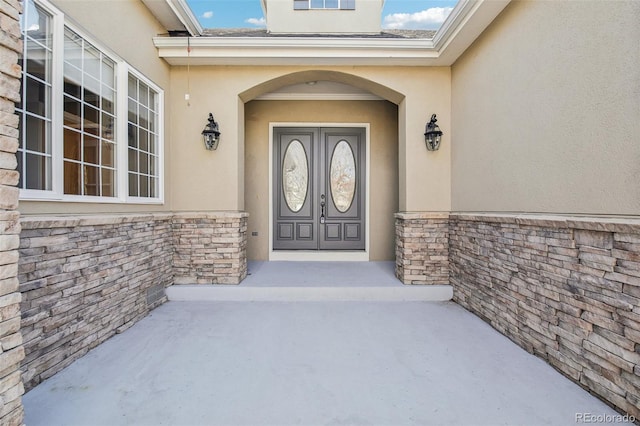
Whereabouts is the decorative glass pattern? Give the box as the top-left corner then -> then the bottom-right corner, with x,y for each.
282,140 -> 308,212
330,140 -> 356,213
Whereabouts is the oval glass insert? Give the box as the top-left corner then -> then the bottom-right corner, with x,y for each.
282,139 -> 308,213
330,140 -> 356,213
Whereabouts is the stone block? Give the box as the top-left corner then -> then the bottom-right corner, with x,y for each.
0,234 -> 18,251
581,311 -> 624,334
615,233 -> 640,244
606,271 -> 640,287
575,229 -> 614,249
0,346 -> 24,374
581,369 -> 626,400
0,248 -> 17,266
1,330 -> 21,351
0,277 -> 17,297
0,135 -> 18,155
0,403 -> 24,426
587,331 -> 640,365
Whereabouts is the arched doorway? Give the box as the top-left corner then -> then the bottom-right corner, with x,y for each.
241,72 -> 401,261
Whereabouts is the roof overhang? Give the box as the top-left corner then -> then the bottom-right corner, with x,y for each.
142,0 -> 203,36
153,0 -> 510,66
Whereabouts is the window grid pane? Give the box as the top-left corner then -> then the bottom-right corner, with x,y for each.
62,27 -> 117,197
17,0 -> 53,191
17,1 -> 162,201
299,0 -> 354,9
127,74 -> 160,198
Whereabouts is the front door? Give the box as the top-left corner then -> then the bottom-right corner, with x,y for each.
273,127 -> 366,251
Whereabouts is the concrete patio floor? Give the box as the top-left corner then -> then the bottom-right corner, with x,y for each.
23,300 -> 624,426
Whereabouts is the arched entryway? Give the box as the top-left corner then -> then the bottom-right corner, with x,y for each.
241,71 -> 401,261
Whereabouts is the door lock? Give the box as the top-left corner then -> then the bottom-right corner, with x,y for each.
320,194 -> 326,224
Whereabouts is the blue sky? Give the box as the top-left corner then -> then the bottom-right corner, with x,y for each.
186,0 -> 457,30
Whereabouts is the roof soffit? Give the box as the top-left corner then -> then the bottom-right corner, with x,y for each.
142,0 -> 203,36
153,0 -> 510,66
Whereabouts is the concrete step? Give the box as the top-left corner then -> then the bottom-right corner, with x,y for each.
166,261 -> 453,302
166,284 -> 453,302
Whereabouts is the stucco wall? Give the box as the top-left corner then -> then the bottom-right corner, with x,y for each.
245,99 -> 398,260
169,66 -> 451,213
265,0 -> 382,34
19,0 -> 174,215
451,0 -> 640,215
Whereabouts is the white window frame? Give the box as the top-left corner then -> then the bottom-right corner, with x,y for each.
18,0 -> 63,200
18,0 -> 164,204
123,67 -> 165,204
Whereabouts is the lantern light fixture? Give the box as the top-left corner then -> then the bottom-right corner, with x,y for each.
202,113 -> 221,150
424,114 -> 443,151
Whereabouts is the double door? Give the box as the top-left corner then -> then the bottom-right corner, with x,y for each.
273,127 -> 366,251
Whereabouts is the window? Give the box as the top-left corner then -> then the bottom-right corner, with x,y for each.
17,0 -> 164,203
294,0 -> 355,10
17,0 -> 53,191
127,75 -> 160,199
63,28 -> 117,197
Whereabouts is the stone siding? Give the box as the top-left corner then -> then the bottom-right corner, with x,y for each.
0,0 -> 25,424
19,214 -> 174,390
395,212 -> 449,285
450,213 -> 640,418
173,212 -> 249,284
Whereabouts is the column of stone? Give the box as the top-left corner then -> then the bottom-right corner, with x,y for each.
395,212 -> 449,285
0,0 -> 25,424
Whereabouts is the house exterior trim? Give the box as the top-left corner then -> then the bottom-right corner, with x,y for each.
255,92 -> 383,101
153,36 -> 439,66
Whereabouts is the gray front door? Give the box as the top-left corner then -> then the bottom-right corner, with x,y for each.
273,127 -> 366,251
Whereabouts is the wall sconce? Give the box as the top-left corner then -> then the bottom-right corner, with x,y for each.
201,113 -> 221,150
424,114 -> 443,151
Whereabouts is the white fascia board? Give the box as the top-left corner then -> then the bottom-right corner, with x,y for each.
153,0 -> 510,66
154,37 -> 439,66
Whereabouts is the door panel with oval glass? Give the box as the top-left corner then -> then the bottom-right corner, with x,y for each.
273,127 -> 365,250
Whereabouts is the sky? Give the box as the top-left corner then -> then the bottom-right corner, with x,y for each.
185,0 -> 457,30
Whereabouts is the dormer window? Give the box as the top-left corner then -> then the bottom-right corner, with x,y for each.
294,0 -> 355,10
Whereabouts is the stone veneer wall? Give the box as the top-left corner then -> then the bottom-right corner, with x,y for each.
0,0 -> 25,424
18,211 -> 249,391
449,213 -> 640,418
19,214 -> 174,390
173,212 -> 249,284
395,212 -> 449,285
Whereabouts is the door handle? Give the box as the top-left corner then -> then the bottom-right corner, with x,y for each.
320,194 -> 326,224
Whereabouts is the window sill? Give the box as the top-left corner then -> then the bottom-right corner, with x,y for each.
19,191 -> 164,205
